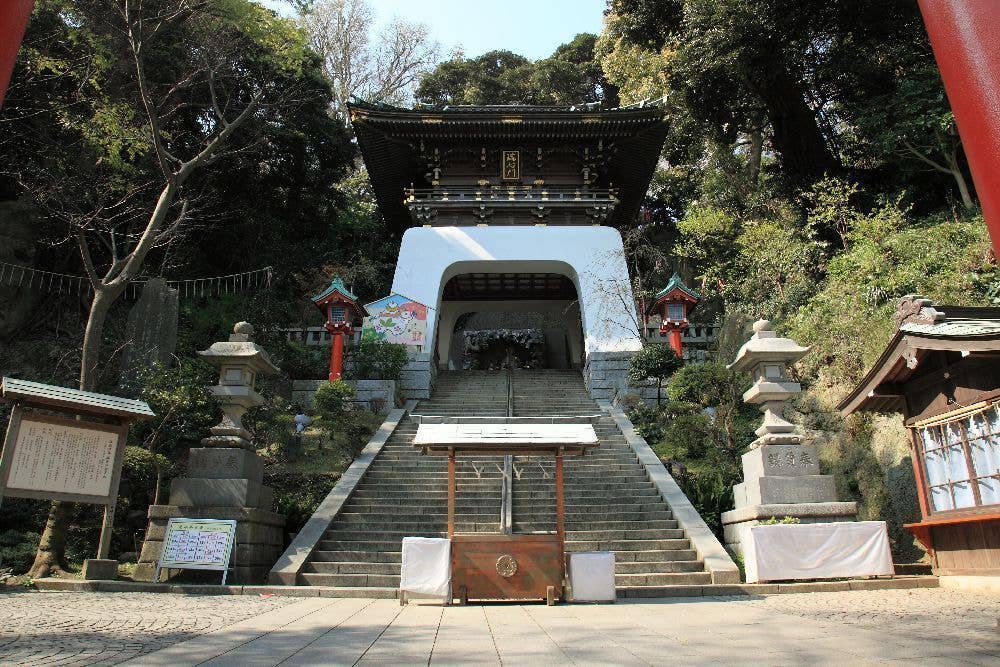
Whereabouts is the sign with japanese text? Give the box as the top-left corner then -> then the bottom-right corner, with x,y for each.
158,518 -> 236,571
3,416 -> 122,503
502,150 -> 520,180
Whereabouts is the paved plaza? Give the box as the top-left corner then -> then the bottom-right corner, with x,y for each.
0,588 -> 997,665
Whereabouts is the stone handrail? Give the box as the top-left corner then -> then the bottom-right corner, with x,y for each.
602,402 -> 741,584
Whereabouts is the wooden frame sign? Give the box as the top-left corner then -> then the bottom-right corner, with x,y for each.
155,518 -> 237,585
0,377 -> 154,563
3,413 -> 126,505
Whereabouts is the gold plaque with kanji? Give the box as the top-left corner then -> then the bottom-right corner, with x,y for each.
502,150 -> 520,180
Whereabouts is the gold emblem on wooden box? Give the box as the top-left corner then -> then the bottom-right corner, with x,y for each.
496,554 -> 518,577
502,150 -> 520,180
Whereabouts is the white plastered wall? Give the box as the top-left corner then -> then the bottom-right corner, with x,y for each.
390,226 -> 642,360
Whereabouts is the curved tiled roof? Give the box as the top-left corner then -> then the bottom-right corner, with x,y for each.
348,99 -> 669,231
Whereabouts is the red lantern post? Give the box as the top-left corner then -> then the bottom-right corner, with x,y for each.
311,277 -> 365,381
646,273 -> 701,357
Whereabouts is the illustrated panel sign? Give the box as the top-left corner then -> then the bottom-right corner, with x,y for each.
6,418 -> 119,499
362,294 -> 428,346
159,518 -> 236,570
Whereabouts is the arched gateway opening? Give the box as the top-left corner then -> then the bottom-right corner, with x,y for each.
435,271 -> 584,370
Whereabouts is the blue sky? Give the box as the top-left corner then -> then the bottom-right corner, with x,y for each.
259,0 -> 607,60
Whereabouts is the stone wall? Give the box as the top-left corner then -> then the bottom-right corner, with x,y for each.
291,379 -> 400,413
398,351 -> 436,400
584,351 -> 635,402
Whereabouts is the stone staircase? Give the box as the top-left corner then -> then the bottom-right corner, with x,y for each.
295,369 -> 712,596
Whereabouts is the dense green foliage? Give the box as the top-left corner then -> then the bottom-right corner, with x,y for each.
416,34 -> 617,106
629,362 -> 757,534
627,343 -> 682,404
314,380 -> 356,422
347,339 -> 409,381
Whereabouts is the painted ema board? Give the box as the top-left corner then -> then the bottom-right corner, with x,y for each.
7,418 -> 118,499
159,519 -> 236,570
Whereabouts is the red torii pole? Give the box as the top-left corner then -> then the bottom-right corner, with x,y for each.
918,0 -> 1000,254
0,0 -> 34,108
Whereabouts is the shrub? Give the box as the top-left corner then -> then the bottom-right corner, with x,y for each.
347,339 -> 408,380
130,358 -> 218,459
314,380 -> 356,424
627,343 -> 683,404
667,361 -> 740,407
0,530 -> 41,574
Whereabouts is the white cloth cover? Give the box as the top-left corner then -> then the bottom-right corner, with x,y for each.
399,537 -> 451,599
746,521 -> 894,583
569,551 -> 616,602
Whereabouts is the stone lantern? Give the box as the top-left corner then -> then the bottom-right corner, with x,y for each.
134,322 -> 285,584
729,319 -> 809,449
646,273 -> 700,357
198,321 -> 278,449
312,277 -> 365,381
720,319 -> 856,559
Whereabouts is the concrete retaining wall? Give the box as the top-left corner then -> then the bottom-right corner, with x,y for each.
291,379 -> 400,414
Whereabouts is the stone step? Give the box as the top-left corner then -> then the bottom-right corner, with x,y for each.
295,369 -> 707,591
292,579 -> 398,597
310,550 -> 401,563
303,561 -> 401,575
565,538 -> 691,551
577,548 -> 698,562
613,560 -> 705,574
614,572 -> 712,586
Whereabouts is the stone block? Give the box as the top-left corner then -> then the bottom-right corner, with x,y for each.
776,581 -> 853,594
741,475 -> 838,506
232,543 -> 283,567
732,482 -> 747,508
168,478 -> 274,509
146,504 -> 286,525
720,502 -> 858,526
187,448 -> 264,481
82,559 -> 118,580
742,444 -> 821,480
144,519 -> 282,545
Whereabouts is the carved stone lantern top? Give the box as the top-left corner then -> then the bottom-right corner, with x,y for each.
197,321 -> 280,379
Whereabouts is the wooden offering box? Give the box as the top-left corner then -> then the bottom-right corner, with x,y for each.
413,419 -> 598,604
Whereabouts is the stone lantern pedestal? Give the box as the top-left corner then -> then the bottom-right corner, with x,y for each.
720,321 -> 856,559
135,323 -> 286,584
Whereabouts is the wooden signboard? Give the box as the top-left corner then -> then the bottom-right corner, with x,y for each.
3,413 -> 125,504
155,518 -> 237,585
0,377 -> 153,566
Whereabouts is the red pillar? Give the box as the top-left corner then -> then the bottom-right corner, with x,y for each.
328,332 -> 345,381
0,0 -> 34,108
667,327 -> 683,358
918,0 -> 1000,253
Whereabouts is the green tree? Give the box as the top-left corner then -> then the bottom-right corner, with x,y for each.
416,35 -> 616,107
0,0 -> 351,580
627,343 -> 683,404
846,62 -> 975,210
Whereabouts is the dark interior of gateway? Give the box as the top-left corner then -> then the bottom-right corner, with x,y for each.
439,272 -> 583,371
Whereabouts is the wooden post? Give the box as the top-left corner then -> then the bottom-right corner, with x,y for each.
96,420 -> 130,560
555,448 -> 564,545
0,404 -> 24,511
907,429 -> 931,519
447,448 -> 456,538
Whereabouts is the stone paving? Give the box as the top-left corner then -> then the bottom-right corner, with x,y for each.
0,588 -> 997,665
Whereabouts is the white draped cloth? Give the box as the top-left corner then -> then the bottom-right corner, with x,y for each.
568,552 -> 616,602
746,521 -> 894,583
400,537 -> 451,599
